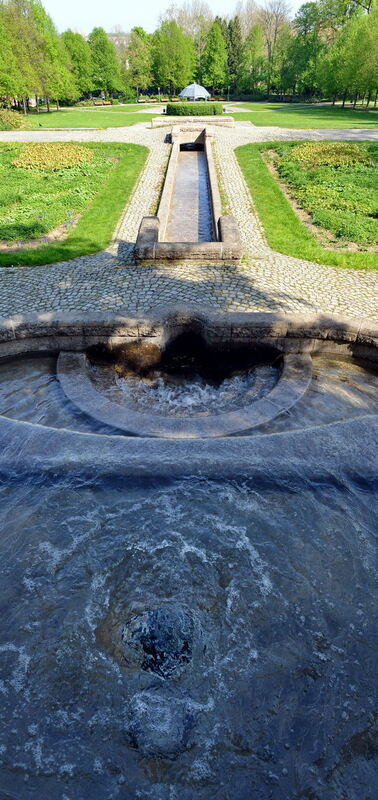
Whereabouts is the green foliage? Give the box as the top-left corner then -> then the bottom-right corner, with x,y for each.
88,27 -> 124,94
166,102 -> 223,115
236,142 -> 378,269
0,109 -> 26,130
274,141 -> 378,246
12,142 -> 94,170
153,20 -> 195,93
201,21 -> 228,91
126,27 -> 152,94
0,142 -> 147,265
290,141 -> 373,167
61,30 -> 93,96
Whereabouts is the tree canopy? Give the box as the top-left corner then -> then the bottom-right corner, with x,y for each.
0,0 -> 377,105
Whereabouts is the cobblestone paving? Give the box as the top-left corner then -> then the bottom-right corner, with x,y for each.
0,121 -> 377,319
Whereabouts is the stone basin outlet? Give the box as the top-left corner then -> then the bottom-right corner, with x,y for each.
135,126 -> 242,263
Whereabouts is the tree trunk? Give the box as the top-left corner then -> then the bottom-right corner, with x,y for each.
35,95 -> 39,113
374,89 -> 378,108
353,93 -> 358,109
22,97 -> 27,115
332,95 -> 336,105
46,97 -> 50,112
366,91 -> 371,108
56,98 -> 59,111
342,92 -> 347,107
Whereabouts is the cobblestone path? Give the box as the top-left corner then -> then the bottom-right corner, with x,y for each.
0,122 -> 377,319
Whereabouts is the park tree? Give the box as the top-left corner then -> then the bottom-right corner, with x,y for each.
259,0 -> 290,95
2,0 -> 43,110
201,20 -> 228,93
62,30 -> 93,96
0,5 -> 20,97
30,0 -> 77,109
227,16 -> 244,91
88,27 -> 124,95
153,20 -> 195,93
127,27 -> 152,95
234,0 -> 260,37
162,0 -> 213,78
241,23 -> 266,93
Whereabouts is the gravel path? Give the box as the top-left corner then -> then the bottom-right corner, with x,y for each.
0,121 -> 377,319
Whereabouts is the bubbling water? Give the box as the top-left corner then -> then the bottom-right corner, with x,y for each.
112,366 -> 278,416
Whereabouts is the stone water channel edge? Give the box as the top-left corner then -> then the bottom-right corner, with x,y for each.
0,121 -> 377,319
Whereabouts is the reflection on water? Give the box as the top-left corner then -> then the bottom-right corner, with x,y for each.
0,474 -> 376,798
264,354 -> 378,433
0,354 -> 376,433
166,151 -> 213,243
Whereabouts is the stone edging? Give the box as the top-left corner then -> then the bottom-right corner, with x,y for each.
0,308 -> 377,361
134,126 -> 242,263
0,309 -> 377,477
56,351 -> 312,439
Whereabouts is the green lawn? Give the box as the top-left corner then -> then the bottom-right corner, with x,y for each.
23,103 -> 378,130
232,104 -> 378,128
0,142 -> 148,266
28,108 -> 156,129
236,142 -> 378,269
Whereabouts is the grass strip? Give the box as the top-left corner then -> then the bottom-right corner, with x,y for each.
0,142 -> 148,267
235,142 -> 378,269
232,105 -> 378,128
28,110 -> 156,129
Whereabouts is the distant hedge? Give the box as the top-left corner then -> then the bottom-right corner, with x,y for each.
166,103 -> 223,116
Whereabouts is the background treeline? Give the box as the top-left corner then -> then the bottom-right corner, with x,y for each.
0,0 -> 377,109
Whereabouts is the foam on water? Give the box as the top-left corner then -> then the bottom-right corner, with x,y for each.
113,366 -> 278,416
0,461 -> 377,798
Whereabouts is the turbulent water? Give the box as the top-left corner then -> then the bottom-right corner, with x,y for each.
0,354 -> 377,432
110,366 -> 278,416
0,474 -> 376,799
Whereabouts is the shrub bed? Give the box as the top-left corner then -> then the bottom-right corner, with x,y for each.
274,142 -> 378,246
236,142 -> 378,269
166,102 -> 223,116
0,142 -> 147,266
12,142 -> 93,171
0,109 -> 26,130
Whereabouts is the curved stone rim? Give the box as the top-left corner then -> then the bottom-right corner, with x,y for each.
57,351 -> 312,439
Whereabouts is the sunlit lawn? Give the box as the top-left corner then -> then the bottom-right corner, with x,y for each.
236,141 -> 378,269
232,104 -> 378,128
0,142 -> 148,266
28,107 -> 157,129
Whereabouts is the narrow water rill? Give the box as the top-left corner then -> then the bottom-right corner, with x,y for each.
165,147 -> 213,243
135,126 -> 242,262
0,307 -> 377,799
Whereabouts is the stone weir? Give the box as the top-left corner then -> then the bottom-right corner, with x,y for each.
135,126 -> 242,264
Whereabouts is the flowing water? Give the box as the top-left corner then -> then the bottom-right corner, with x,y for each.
0,350 -> 377,797
0,473 -> 376,799
0,354 -> 376,432
165,150 -> 214,243
92,363 -> 279,416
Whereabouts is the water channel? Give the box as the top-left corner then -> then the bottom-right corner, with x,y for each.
165,148 -> 214,243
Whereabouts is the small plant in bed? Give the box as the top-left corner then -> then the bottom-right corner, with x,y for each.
0,109 -> 28,131
236,141 -> 378,269
0,141 -> 147,266
276,142 -> 377,247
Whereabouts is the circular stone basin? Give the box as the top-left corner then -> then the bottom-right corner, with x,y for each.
57,351 -> 312,438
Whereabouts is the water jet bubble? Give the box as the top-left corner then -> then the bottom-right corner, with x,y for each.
126,688 -> 196,759
116,605 -> 194,678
